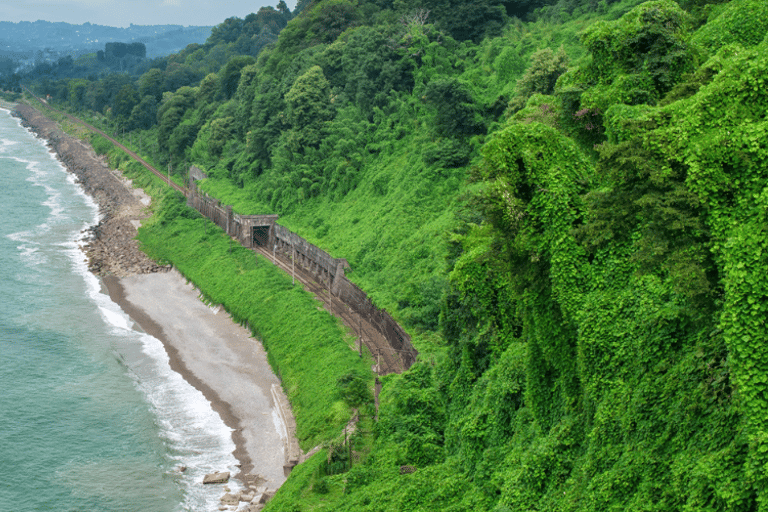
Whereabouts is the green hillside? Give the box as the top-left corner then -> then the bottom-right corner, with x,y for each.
23,0 -> 768,509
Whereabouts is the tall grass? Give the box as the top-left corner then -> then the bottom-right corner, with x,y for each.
137,192 -> 374,450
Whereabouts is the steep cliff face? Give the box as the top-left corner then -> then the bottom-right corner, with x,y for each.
260,2 -> 768,510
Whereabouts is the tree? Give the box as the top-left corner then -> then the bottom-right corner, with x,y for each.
294,0 -> 314,15
284,65 -> 334,150
575,0 -> 696,109
111,84 -> 139,124
219,55 -> 256,100
67,79 -> 89,109
424,77 -> 484,138
208,17 -> 244,46
197,73 -> 220,106
163,63 -> 200,93
508,47 -> 569,112
307,0 -> 361,44
276,0 -> 292,19
85,81 -> 109,113
0,57 -> 14,76
157,86 -> 197,155
127,95 -> 158,130
139,68 -> 165,101
419,0 -> 506,42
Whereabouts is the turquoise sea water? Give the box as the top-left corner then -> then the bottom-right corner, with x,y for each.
0,110 -> 241,511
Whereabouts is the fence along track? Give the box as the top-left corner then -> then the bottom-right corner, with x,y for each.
22,88 -> 186,195
253,245 -> 405,375
186,180 -> 418,375
23,92 -> 418,375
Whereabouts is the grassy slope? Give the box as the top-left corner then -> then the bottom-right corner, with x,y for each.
31,0 -> 768,508
261,2 -> 768,511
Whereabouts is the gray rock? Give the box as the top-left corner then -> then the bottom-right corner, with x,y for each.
220,493 -> 239,506
203,471 -> 230,484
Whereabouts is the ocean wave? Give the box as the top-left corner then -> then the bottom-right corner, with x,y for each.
0,137 -> 20,154
3,109 -> 243,511
78,262 -> 242,511
6,231 -> 47,267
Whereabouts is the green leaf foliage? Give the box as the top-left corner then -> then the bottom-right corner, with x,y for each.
27,0 -> 768,510
137,191 -> 371,449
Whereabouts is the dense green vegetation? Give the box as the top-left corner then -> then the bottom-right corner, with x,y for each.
23,0 -> 768,509
0,22 -> 213,93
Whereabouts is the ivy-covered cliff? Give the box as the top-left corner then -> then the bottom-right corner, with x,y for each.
23,0 -> 768,509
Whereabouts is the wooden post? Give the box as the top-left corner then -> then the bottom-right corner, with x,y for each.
292,242 -> 295,285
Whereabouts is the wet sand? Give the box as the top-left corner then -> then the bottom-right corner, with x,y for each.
103,269 -> 295,490
11,102 -> 298,497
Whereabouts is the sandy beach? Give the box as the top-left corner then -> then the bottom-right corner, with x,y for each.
104,271 -> 295,490
12,102 -> 298,506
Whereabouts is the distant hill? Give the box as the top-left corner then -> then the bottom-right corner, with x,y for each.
0,20 -> 212,63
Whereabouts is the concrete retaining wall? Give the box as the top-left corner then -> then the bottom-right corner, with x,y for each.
185,173 -> 418,372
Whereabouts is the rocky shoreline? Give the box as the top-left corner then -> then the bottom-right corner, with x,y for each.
11,102 -> 289,511
12,103 -> 168,277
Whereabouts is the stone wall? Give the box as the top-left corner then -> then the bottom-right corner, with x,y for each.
272,223 -> 350,292
334,278 -> 417,368
185,171 -> 418,372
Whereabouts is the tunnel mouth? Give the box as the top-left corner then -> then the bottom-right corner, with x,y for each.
252,226 -> 270,247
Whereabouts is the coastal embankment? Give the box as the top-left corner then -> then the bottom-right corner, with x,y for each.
13,102 -> 297,510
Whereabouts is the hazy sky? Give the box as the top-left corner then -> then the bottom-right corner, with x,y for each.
1,0 -> 297,28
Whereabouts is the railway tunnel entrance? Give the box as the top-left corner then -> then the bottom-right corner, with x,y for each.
252,225 -> 270,247
238,215 -> 279,249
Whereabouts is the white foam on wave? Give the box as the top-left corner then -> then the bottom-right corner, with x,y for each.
6,110 -> 244,510
26,160 -> 67,231
0,154 -> 36,167
6,230 -> 46,267
0,137 -> 19,154
3,155 -> 78,269
134,331 -> 244,511
89,280 -> 243,510
70,249 -> 242,511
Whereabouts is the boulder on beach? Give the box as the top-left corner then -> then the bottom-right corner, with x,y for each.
220,493 -> 239,506
203,471 -> 230,484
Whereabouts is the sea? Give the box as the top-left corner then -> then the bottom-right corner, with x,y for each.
0,109 -> 242,511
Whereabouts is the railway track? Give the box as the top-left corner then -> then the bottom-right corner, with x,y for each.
22,90 -> 409,375
23,87 -> 185,194
253,245 -> 406,375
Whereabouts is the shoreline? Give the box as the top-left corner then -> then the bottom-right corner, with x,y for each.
11,102 -> 293,506
101,274 -> 252,474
